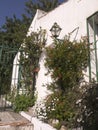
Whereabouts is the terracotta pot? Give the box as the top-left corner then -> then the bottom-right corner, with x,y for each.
34,67 -> 40,72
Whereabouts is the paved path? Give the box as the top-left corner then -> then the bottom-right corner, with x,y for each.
0,111 -> 34,130
0,96 -> 34,129
0,111 -> 28,124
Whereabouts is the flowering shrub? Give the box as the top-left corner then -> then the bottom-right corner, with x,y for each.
45,38 -> 88,92
40,37 -> 89,129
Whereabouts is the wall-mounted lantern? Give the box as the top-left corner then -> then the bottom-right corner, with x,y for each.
50,22 -> 62,38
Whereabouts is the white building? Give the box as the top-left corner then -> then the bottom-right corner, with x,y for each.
11,0 -> 98,105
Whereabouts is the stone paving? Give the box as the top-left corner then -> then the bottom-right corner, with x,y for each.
0,111 -> 33,130
0,110 -> 34,130
0,97 -> 34,130
0,111 -> 27,124
0,95 -> 34,129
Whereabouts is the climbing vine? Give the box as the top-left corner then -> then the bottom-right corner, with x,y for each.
19,29 -> 46,97
9,29 -> 46,112
39,37 -> 89,129
45,37 -> 88,92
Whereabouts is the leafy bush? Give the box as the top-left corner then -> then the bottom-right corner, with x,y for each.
79,83 -> 98,130
12,94 -> 36,112
39,88 -> 81,128
45,38 -> 88,92
19,30 -> 46,97
40,37 -> 89,129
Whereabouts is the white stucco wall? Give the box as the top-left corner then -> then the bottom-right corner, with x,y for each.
12,0 -> 98,105
28,0 -> 98,42
27,0 -> 98,103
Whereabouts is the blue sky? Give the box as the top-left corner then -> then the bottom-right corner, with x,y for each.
0,0 -> 64,28
0,0 -> 28,27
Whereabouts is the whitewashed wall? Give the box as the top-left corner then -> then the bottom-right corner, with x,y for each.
28,0 -> 98,103
28,0 -> 98,42
12,0 -> 98,105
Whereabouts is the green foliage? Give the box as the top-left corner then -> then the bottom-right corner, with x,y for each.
12,94 -> 36,112
0,43 -> 18,94
0,65 -> 12,94
25,0 -> 59,18
0,0 -> 60,95
38,37 -> 89,129
0,16 -> 27,47
39,88 -> 81,128
45,38 -> 88,92
23,0 -> 61,30
78,83 -> 98,130
0,15 -> 27,94
20,29 -> 46,97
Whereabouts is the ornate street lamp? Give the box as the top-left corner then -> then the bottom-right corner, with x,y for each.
50,22 -> 62,38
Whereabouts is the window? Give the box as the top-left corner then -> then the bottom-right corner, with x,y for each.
87,12 -> 98,82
